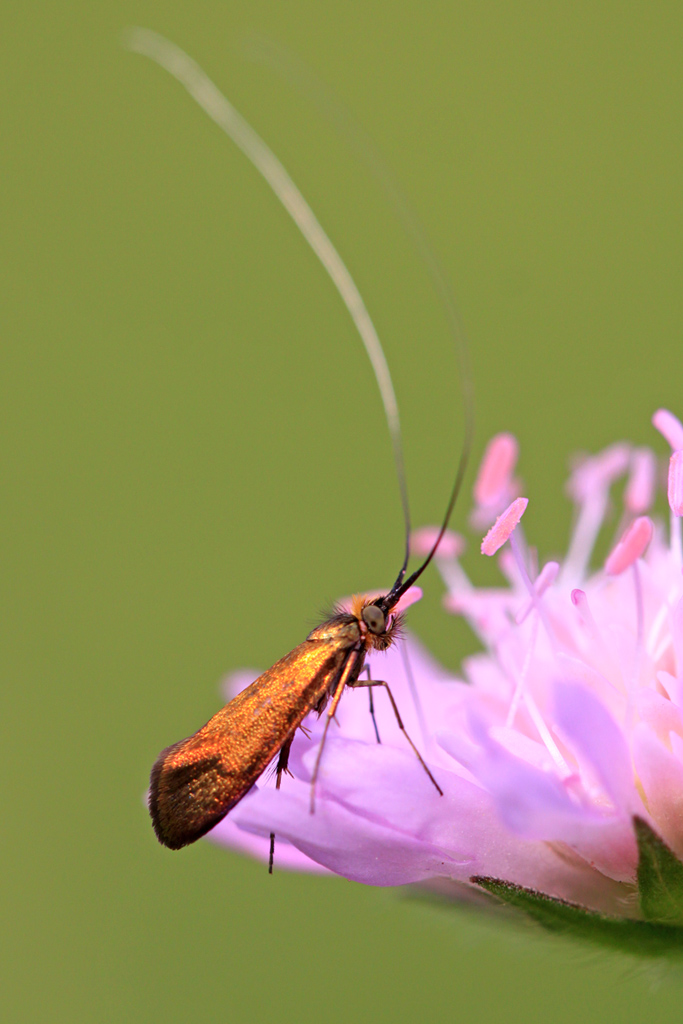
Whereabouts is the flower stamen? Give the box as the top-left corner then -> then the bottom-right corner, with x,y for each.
561,444 -> 630,586
506,612 -> 539,728
523,689 -> 571,776
652,408 -> 683,451
481,497 -> 528,557
625,448 -> 656,515
605,516 -> 653,577
667,451 -> 683,518
473,433 -> 519,524
516,560 -> 560,625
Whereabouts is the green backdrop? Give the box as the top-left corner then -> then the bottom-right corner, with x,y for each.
3,2 -> 682,1021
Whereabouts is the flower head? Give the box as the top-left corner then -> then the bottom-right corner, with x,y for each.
210,409 -> 683,955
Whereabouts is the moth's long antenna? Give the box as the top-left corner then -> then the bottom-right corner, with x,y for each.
125,28 -> 411,565
379,434 -> 470,612
243,40 -> 475,601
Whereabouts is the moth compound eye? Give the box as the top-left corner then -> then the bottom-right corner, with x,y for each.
362,605 -> 386,634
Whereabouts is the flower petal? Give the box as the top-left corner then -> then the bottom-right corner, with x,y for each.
553,680 -> 634,810
632,723 -> 683,860
207,814 -> 331,873
230,780 -> 461,886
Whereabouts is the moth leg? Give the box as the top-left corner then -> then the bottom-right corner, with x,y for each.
270,733 -> 295,874
275,733 -> 295,789
309,649 -> 362,813
362,663 -> 381,744
349,677 -> 443,796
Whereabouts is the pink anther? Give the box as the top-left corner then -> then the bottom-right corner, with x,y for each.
624,447 -> 656,514
652,409 -> 683,452
667,451 -> 683,517
570,589 -> 596,631
568,443 -> 631,502
473,433 -> 519,506
410,526 -> 464,560
605,516 -> 654,575
481,497 -> 528,557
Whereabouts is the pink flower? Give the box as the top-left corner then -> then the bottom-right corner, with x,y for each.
209,409 -> 683,951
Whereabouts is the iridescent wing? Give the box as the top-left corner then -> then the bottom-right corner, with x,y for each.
149,633 -> 355,849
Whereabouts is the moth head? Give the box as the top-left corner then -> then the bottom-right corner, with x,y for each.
361,603 -> 386,634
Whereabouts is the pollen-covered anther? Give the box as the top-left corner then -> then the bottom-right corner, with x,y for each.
605,516 -> 654,575
625,448 -> 656,514
667,451 -> 683,517
410,526 -> 464,560
653,408 -> 683,451
481,497 -> 529,557
567,443 -> 631,503
473,433 -> 519,507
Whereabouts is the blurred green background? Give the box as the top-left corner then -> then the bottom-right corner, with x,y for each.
2,1 -> 682,1021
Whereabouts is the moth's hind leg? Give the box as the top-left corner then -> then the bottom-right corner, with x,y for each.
269,733 -> 296,874
348,675 -> 443,796
275,733 -> 295,789
362,663 -> 381,744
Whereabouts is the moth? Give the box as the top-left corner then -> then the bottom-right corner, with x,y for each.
130,31 -> 472,861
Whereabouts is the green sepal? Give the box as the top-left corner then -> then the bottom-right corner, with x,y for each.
471,876 -> 683,958
635,816 -> 683,924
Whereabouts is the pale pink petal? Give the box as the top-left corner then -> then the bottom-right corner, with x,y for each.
230,782 -> 462,886
440,709 -> 639,881
232,741 -> 629,912
489,726 -> 558,772
670,732 -> 683,764
657,670 -> 683,709
207,814 -> 331,873
439,718 -> 591,839
632,723 -> 683,859
553,681 -> 634,809
634,688 -> 683,743
300,738 -> 458,841
460,652 -> 510,700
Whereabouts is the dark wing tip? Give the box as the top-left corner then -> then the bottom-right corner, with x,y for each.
148,740 -> 230,851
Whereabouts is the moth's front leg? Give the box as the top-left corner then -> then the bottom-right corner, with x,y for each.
348,671 -> 443,796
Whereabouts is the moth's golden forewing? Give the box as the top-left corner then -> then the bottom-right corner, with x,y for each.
149,632 -> 355,849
